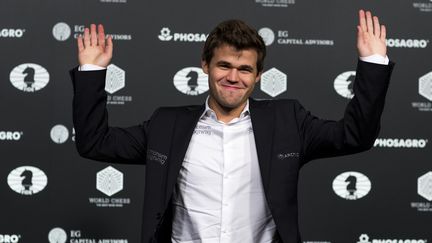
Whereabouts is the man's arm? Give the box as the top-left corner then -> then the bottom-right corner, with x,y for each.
296,61 -> 394,162
297,10 -> 394,162
71,24 -> 149,164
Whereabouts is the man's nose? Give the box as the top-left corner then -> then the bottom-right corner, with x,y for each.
227,68 -> 239,82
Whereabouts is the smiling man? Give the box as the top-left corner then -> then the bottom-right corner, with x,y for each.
70,10 -> 394,243
204,47 -> 261,123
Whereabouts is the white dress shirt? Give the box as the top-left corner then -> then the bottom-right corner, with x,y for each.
171,100 -> 277,243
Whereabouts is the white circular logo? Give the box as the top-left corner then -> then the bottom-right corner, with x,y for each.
52,22 -> 71,41
334,71 -> 356,99
10,63 -> 50,92
50,125 -> 69,144
7,166 -> 48,195
173,67 -> 208,96
258,27 -> 275,46
333,171 -> 371,200
48,227 -> 67,243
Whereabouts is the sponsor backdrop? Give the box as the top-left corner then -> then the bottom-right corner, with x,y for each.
1,0 -> 431,242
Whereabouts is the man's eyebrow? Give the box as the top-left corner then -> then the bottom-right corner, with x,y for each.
238,65 -> 254,71
215,61 -> 254,71
216,61 -> 232,66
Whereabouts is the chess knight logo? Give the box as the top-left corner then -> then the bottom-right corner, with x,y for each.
8,166 -> 48,195
10,63 -> 50,92
173,67 -> 209,96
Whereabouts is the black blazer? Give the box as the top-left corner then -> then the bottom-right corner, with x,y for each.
70,60 -> 394,243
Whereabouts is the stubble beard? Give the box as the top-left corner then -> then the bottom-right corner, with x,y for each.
210,87 -> 249,112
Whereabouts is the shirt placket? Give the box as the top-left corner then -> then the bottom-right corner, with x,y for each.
220,124 -> 234,242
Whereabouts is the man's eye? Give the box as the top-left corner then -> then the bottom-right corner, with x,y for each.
239,69 -> 252,73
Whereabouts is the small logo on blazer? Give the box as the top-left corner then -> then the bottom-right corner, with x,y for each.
277,152 -> 299,159
147,149 -> 168,165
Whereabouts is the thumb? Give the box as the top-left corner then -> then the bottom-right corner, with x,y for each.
356,25 -> 363,43
105,35 -> 113,56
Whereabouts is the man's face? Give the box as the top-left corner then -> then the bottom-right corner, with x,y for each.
202,44 -> 261,110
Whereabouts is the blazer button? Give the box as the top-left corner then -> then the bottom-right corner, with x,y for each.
156,213 -> 161,220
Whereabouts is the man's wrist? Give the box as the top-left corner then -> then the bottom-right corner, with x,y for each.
79,64 -> 107,71
359,54 -> 389,65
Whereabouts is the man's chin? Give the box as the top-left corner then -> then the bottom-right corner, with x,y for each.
209,92 -> 248,110
218,99 -> 246,110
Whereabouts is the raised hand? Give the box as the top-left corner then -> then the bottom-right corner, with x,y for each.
77,24 -> 113,67
357,10 -> 387,58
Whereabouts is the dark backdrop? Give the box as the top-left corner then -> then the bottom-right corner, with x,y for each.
1,0 -> 431,242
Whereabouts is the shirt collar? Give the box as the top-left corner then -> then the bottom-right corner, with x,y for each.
200,96 -> 250,123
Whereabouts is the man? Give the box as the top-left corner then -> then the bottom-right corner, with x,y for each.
71,10 -> 394,243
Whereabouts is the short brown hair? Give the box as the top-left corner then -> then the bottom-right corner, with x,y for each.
202,19 -> 266,73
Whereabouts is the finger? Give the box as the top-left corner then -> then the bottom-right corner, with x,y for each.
83,27 -> 90,47
366,11 -> 374,34
359,9 -> 367,33
380,25 -> 386,41
90,24 -> 97,46
357,25 -> 363,41
77,35 -> 84,52
105,35 -> 113,56
373,16 -> 380,37
98,24 -> 106,48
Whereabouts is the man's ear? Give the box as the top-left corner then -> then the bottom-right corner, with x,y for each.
255,72 -> 262,83
201,60 -> 209,74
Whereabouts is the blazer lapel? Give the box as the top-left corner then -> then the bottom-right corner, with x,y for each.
249,99 -> 275,192
164,104 -> 205,204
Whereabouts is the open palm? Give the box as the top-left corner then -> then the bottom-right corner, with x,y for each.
357,10 -> 387,57
77,24 -> 113,67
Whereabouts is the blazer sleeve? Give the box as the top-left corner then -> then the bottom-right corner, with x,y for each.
295,60 -> 395,163
70,67 -> 151,164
